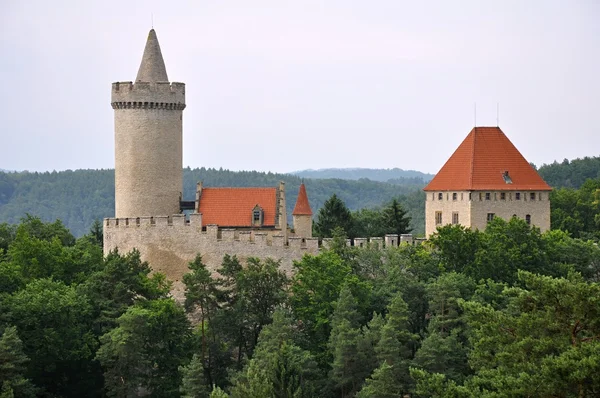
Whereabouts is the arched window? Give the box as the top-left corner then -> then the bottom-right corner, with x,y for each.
525,214 -> 531,225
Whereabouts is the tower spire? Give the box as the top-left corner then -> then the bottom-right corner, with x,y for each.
136,29 -> 169,82
292,183 -> 313,216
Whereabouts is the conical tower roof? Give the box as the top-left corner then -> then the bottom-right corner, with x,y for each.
136,29 -> 169,82
424,127 -> 551,191
292,183 -> 313,215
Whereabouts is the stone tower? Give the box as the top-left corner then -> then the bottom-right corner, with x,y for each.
111,29 -> 186,218
292,183 -> 313,237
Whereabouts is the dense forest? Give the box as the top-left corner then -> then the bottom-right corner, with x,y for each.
1,155 -> 599,238
0,168 -> 425,237
1,215 -> 599,397
291,168 -> 434,183
537,156 -> 600,188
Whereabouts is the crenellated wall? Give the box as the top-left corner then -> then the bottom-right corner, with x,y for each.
111,81 -> 186,108
103,216 -> 420,295
103,215 -> 318,286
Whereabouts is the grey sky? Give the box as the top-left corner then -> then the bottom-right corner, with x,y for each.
1,0 -> 598,174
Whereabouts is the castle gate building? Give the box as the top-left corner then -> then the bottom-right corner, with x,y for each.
423,126 -> 552,237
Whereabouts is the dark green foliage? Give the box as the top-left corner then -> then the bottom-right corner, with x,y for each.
96,299 -> 193,397
314,194 -> 354,237
352,199 -> 413,238
0,168 -> 426,237
430,217 -> 582,284
230,309 -> 319,398
81,249 -> 171,334
2,279 -> 99,397
537,156 -> 600,188
328,285 -> 369,397
0,326 -> 36,397
462,271 -> 600,397
382,199 -> 412,237
290,251 -> 371,363
550,177 -> 600,241
183,255 -> 219,367
2,208 -> 600,397
180,354 -> 210,398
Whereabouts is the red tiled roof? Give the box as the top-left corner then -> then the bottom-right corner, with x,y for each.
198,187 -> 278,227
424,127 -> 552,191
292,183 -> 313,215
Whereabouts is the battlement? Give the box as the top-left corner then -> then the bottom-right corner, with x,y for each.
104,215 -> 422,250
103,214 -> 424,291
111,81 -> 185,110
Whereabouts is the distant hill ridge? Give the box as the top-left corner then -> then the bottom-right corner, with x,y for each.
0,168 -> 426,237
1,157 -> 598,237
291,167 -> 434,183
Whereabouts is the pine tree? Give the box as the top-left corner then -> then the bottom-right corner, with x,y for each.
363,293 -> 417,397
314,194 -> 354,238
183,255 -> 220,374
180,354 -> 210,398
382,199 -> 412,239
329,285 -> 371,397
0,326 -> 36,398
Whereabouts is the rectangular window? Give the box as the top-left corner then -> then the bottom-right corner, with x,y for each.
485,192 -> 491,200
487,213 -> 495,222
479,192 -> 483,201
452,193 -> 457,201
435,211 -> 442,225
452,212 -> 459,224
530,192 -> 536,200
516,192 -> 521,200
525,214 -> 531,225
438,193 -> 443,200
469,192 -> 472,201
500,192 -> 506,200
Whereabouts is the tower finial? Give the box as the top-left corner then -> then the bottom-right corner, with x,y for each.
136,29 -> 169,83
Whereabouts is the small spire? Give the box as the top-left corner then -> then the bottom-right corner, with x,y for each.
136,29 -> 169,82
292,183 -> 313,216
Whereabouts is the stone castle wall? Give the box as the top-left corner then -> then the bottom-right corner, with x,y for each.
425,191 -> 472,237
103,215 -> 417,295
470,190 -> 550,232
425,190 -> 551,237
112,81 -> 185,218
103,215 -> 319,290
292,215 -> 312,238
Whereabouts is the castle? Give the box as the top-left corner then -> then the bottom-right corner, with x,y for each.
103,29 -> 325,286
103,30 -> 551,285
423,127 -> 551,237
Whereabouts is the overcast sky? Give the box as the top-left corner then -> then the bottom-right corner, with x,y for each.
1,0 -> 598,174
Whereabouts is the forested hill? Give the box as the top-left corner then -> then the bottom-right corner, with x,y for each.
0,168 -> 425,237
537,155 -> 600,188
291,167 -> 434,183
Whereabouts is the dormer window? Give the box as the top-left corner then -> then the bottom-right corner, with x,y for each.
502,171 -> 513,184
252,205 -> 264,227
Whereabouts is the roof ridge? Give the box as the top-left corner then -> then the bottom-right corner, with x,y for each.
469,127 -> 476,188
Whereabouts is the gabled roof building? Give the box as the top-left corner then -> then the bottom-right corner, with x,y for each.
423,127 -> 551,237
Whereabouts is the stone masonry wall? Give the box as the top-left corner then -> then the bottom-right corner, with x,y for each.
112,82 -> 185,218
425,191 -> 471,237
425,190 -> 551,237
292,215 -> 313,238
103,215 -> 319,295
470,190 -> 551,232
